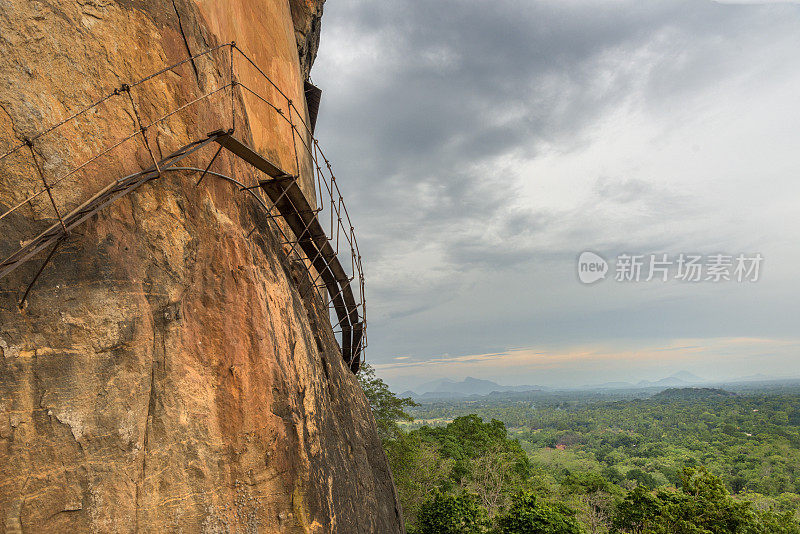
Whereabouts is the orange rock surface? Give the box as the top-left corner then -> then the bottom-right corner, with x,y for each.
0,1 -> 402,532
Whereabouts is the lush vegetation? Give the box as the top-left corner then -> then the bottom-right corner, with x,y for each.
358,366 -> 800,533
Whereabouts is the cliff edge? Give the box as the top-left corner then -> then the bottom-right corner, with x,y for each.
0,1 -> 403,532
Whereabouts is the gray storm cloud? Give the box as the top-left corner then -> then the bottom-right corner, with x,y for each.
312,0 -> 800,388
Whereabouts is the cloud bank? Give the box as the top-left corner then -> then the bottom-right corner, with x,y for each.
312,0 -> 800,388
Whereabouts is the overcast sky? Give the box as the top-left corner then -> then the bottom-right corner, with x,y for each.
311,0 -> 800,391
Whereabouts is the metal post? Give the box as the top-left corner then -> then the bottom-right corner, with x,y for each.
18,235 -> 65,309
230,42 -> 236,133
123,85 -> 161,176
26,140 -> 68,234
287,99 -> 300,178
196,145 -> 223,186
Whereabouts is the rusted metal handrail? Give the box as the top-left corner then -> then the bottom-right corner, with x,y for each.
0,42 -> 366,370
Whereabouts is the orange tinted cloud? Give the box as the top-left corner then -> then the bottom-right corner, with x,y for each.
375,337 -> 800,384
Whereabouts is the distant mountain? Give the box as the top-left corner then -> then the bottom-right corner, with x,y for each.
671,370 -> 705,383
408,376 -> 545,398
652,387 -> 736,399
405,371 -> 712,398
636,377 -> 687,387
449,377 -> 504,395
636,371 -> 705,388
415,377 -> 457,393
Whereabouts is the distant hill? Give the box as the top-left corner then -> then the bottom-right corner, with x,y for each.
636,371 -> 705,388
589,372 -> 705,390
412,377 -> 458,394
405,371 -> 715,399
672,370 -> 705,382
652,387 -> 736,399
408,376 -> 544,398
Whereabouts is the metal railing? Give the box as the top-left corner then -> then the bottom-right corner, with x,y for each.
0,43 -> 366,370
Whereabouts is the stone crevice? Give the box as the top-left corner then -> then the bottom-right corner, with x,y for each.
0,101 -> 23,144
134,359 -> 157,529
169,0 -> 200,84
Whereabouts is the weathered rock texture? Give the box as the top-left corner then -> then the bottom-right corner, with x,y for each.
0,1 -> 402,533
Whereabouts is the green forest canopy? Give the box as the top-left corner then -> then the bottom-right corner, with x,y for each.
358,366 -> 800,533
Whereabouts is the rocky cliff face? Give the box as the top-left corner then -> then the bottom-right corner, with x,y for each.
288,0 -> 325,80
0,1 -> 402,533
